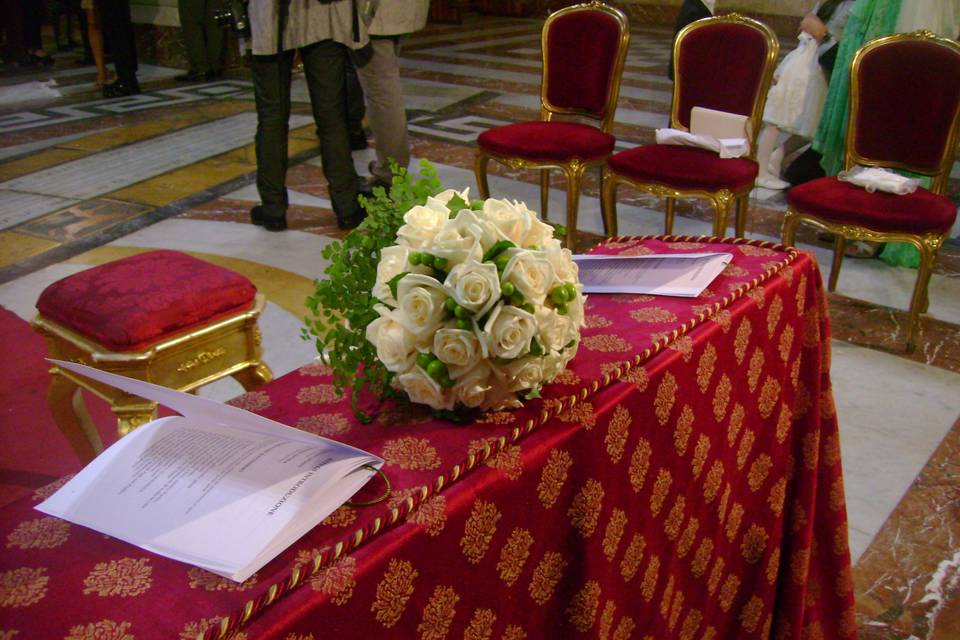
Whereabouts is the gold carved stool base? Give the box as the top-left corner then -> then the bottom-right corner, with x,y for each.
30,250 -> 273,463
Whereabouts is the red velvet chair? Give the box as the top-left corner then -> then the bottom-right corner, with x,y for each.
601,14 -> 778,238
783,32 -> 960,352
473,0 -> 630,247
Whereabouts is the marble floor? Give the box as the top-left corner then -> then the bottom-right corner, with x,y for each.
1,14 -> 959,639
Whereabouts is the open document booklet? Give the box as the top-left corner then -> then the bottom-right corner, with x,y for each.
37,360 -> 382,583
574,252 -> 733,297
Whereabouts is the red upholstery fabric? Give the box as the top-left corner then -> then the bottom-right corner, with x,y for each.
675,22 -> 770,128
477,121 -> 615,162
854,41 -> 960,173
787,177 -> 958,234
608,144 -> 759,192
544,10 -> 622,117
36,250 -> 257,351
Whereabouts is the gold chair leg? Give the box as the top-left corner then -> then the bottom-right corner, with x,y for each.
563,166 -> 584,249
664,197 -> 675,235
735,195 -> 748,238
601,171 -> 619,238
48,373 -> 102,463
781,210 -> 800,246
114,403 -> 157,438
906,241 -> 936,353
540,169 -> 550,220
474,152 -> 491,200
711,191 -> 733,237
828,236 -> 845,292
233,363 -> 274,390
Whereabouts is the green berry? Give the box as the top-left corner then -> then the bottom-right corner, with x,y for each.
501,281 -> 515,297
426,360 -> 447,381
434,257 -> 449,271
563,283 -> 577,301
555,302 -> 569,315
421,253 -> 435,267
445,297 -> 458,312
456,318 -> 472,331
509,291 -> 524,307
521,303 -> 535,314
454,305 -> 469,319
408,252 -> 422,266
550,287 -> 567,305
416,352 -> 434,370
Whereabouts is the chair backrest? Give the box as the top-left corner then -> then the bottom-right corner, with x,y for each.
847,31 -> 960,195
541,1 -> 630,133
671,14 -> 778,156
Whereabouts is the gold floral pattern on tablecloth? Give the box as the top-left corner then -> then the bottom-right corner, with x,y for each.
537,449 -> 573,508
630,307 -> 677,324
568,479 -> 604,538
371,559 -> 417,628
497,528 -> 533,587
677,517 -> 699,558
779,325 -> 795,362
748,454 -> 772,492
295,384 -> 340,405
187,568 -> 257,592
650,469 -> 672,517
322,506 -> 356,528
468,438 -> 522,480
83,558 -> 152,597
297,361 -> 332,377
381,437 -> 441,470
758,376 -> 781,419
584,314 -> 612,329
664,495 -> 686,540
566,580 -> 601,632
464,608 -> 496,640
226,391 -> 271,411
674,405 -> 694,456
32,475 -> 73,501
620,244 -> 655,256
460,501 -> 501,564
691,538 -> 713,578
418,585 -> 459,640
408,495 -> 447,536
703,460 -> 723,503
654,372 -> 677,426
551,368 -> 581,385
64,619 -> 134,640
620,534 -> 645,581
0,567 -> 47,607
741,524 -> 769,564
6,517 -> 69,550
528,551 -> 566,605
582,334 -> 631,353
604,405 -> 630,463
628,438 -> 652,493
696,344 -> 716,393
602,509 -> 628,561
501,625 -> 527,640
640,555 -> 660,602
295,413 -> 351,436
309,556 -> 356,605
712,374 -> 731,422
179,616 -> 224,640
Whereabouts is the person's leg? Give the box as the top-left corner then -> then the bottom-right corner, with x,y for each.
177,0 -> 208,76
755,125 -> 789,189
251,50 -> 294,227
99,0 -> 139,91
344,55 -> 367,150
202,0 -> 224,76
356,36 -> 410,185
84,6 -> 111,86
301,40 -> 363,228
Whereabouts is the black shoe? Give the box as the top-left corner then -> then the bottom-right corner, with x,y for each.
205,69 -> 223,81
250,205 -> 287,231
102,79 -> 140,98
349,131 -> 368,151
336,202 -> 369,230
175,70 -> 206,82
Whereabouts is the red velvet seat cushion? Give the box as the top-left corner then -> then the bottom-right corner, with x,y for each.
477,121 -> 615,162
37,250 -> 257,351
607,145 -> 759,193
787,177 -> 957,235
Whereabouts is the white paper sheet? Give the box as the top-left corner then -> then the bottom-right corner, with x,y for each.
37,360 -> 382,582
573,252 -> 733,297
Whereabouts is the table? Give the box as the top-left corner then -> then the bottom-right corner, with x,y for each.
0,237 -> 856,640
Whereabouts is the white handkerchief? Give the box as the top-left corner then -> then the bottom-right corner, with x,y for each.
655,128 -> 749,159
837,166 -> 920,195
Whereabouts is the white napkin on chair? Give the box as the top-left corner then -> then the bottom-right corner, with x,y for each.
655,128 -> 749,159
837,166 -> 921,195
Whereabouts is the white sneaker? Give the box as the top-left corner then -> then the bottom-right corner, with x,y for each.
756,174 -> 790,190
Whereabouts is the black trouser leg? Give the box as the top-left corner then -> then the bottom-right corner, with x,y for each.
97,0 -> 138,86
251,50 -> 294,219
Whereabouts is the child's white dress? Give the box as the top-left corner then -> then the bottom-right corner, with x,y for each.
762,32 -> 828,139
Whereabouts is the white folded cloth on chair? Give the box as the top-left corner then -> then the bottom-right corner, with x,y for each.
655,128 -> 749,159
837,166 -> 921,195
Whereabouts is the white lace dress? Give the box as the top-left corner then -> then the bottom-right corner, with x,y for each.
762,33 -> 828,138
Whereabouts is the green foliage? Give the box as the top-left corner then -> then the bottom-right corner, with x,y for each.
302,160 -> 443,421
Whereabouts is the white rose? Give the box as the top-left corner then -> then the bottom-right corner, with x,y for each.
503,356 -> 545,392
365,305 -> 417,373
536,307 -> 575,352
434,187 -> 471,208
396,366 -> 453,411
395,274 -> 447,338
443,259 -> 501,316
483,366 -> 522,410
484,302 -> 537,359
545,243 -> 579,284
541,351 -> 566,381
373,245 -> 430,305
567,287 -> 586,327
520,213 -> 556,250
431,218 -> 483,267
481,198 -> 531,246
433,328 -> 482,369
397,200 -> 449,248
502,248 -> 556,305
450,361 -> 492,409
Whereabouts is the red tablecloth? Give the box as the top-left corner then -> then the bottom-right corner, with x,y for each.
0,237 -> 855,640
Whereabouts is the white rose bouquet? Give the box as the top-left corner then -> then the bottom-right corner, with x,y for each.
366,188 -> 585,412
305,160 -> 583,420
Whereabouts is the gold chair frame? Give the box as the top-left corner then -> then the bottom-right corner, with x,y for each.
601,14 -> 778,238
474,0 -> 630,247
782,31 -> 960,352
32,293 -> 273,462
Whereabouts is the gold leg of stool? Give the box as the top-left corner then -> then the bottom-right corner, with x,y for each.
233,363 -> 274,390
113,403 -> 158,438
48,374 -> 103,463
